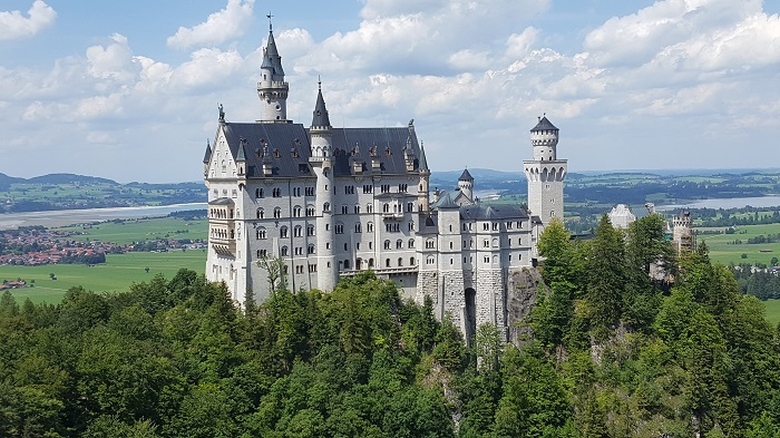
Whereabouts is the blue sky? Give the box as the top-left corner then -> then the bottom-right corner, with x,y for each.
1,0 -> 779,182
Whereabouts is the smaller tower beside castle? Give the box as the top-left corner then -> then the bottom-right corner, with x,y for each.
672,210 -> 694,253
523,116 -> 567,226
458,169 -> 474,203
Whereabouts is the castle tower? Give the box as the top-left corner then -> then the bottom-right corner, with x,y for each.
458,169 -> 474,203
257,19 -> 290,123
309,81 -> 337,290
672,210 -> 694,253
418,142 -> 431,213
523,116 -> 567,226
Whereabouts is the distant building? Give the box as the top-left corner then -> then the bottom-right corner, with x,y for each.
672,210 -> 694,253
203,22 -> 568,340
609,204 -> 636,229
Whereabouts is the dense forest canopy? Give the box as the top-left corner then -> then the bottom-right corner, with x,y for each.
1,214 -> 779,437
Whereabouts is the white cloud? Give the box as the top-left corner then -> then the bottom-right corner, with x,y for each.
86,34 -> 138,83
0,0 -> 56,41
167,0 -> 255,49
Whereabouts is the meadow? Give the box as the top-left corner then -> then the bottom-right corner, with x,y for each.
2,250 -> 207,304
696,223 -> 780,266
59,216 -> 208,244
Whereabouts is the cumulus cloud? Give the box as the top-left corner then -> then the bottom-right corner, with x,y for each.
0,0 -> 56,41
167,0 -> 255,49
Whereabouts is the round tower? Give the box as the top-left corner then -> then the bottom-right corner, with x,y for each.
523,115 -> 567,226
458,169 -> 474,202
309,81 -> 337,290
257,19 -> 290,123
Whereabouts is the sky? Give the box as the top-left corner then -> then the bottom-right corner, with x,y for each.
0,0 -> 779,183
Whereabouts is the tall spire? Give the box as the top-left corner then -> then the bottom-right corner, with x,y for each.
257,13 -> 289,122
419,141 -> 429,171
311,78 -> 331,128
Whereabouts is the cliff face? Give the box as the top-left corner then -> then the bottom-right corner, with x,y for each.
505,267 -> 543,347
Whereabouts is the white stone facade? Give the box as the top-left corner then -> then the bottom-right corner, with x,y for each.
203,26 -> 567,340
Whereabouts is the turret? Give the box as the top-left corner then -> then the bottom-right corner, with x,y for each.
458,169 -> 474,202
261,142 -> 273,176
530,115 -> 559,161
236,138 -> 247,177
308,81 -> 336,291
203,139 -> 212,176
418,142 -> 430,212
257,18 -> 290,123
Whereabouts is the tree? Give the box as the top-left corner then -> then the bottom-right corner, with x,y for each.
257,255 -> 287,295
586,215 -> 627,339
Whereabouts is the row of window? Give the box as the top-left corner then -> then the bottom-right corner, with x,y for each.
254,187 -> 315,198
461,221 -> 525,232
340,257 -> 417,270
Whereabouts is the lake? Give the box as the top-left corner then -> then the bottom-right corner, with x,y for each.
656,195 -> 780,211
0,203 -> 207,230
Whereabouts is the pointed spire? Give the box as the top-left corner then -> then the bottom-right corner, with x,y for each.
459,168 -> 473,182
419,141 -> 429,171
260,13 -> 284,76
236,138 -> 247,162
203,139 -> 212,164
311,79 -> 331,128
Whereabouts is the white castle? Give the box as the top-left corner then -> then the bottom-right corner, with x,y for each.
203,24 -> 567,339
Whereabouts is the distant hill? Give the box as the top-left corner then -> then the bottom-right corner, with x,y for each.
0,173 -> 205,213
26,173 -> 118,185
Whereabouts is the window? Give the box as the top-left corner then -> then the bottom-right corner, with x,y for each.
356,242 -> 361,250
383,203 -> 390,213
294,226 -> 302,237
408,221 -> 414,232
396,239 -> 403,249
385,223 -> 399,232
273,188 -> 282,197
308,264 -> 317,273
293,206 -> 302,217
492,223 -> 499,231
368,242 -> 373,250
366,204 -> 373,214
344,185 -> 355,194
255,188 -> 264,198
335,223 -> 344,234
293,187 -> 301,197
398,257 -> 403,266
381,184 -> 390,193
257,249 -> 267,257
280,226 -> 288,238
273,207 -> 282,219
426,239 -> 435,249
344,259 -> 351,269
256,228 -> 267,240
305,187 -> 315,196
483,223 -> 489,231
363,185 -> 373,194
384,240 -> 391,250
306,206 -> 315,216
354,205 -> 361,214
426,255 -> 435,265
308,244 -> 315,254
450,242 -> 453,249
323,202 -> 331,212
385,258 -> 391,267
341,205 -> 348,214
408,238 -> 415,248
484,256 -> 490,263
355,222 -> 362,233
399,184 -> 408,192
307,225 -> 315,236
367,222 -> 374,233
296,265 -> 304,274
295,247 -> 303,255
483,240 -> 489,248
406,202 -> 414,212
281,246 -> 288,256
410,257 -> 415,266
256,208 -> 264,219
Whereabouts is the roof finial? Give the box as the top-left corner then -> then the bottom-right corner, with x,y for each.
267,12 -> 273,32
318,75 -> 321,90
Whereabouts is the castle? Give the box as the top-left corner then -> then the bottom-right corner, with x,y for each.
203,23 -> 567,339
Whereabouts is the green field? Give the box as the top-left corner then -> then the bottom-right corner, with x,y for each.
696,223 -> 780,266
1,250 -> 207,304
764,299 -> 780,327
58,216 -> 208,244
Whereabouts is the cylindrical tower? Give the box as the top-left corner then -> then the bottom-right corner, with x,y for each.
458,169 -> 474,202
309,84 -> 337,290
523,115 -> 567,226
256,24 -> 290,123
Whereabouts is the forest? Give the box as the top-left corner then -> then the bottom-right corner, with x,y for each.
1,215 -> 780,437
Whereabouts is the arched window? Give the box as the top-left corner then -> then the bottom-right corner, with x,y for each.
308,244 -> 315,254
293,206 -> 302,217
256,227 -> 267,240
281,246 -> 289,256
396,239 -> 403,249
367,222 -> 374,232
280,226 -> 288,238
398,257 -> 403,267
344,259 -> 351,269
385,258 -> 391,267
384,240 -> 391,250
306,205 -> 315,216
323,202 -> 331,212
307,225 -> 315,236
255,188 -> 264,198
368,258 -> 374,268
294,226 -> 302,237
383,203 -> 390,213
410,257 -> 415,266
273,207 -> 282,218
256,208 -> 264,219
408,238 -> 415,248
355,222 -> 362,233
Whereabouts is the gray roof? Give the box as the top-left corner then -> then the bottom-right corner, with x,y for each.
218,122 -> 424,178
236,139 -> 247,161
311,87 -> 331,127
432,192 -> 460,209
531,116 -> 558,132
459,168 -> 473,181
209,197 -> 234,206
460,204 -> 529,220
328,127 -> 423,177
